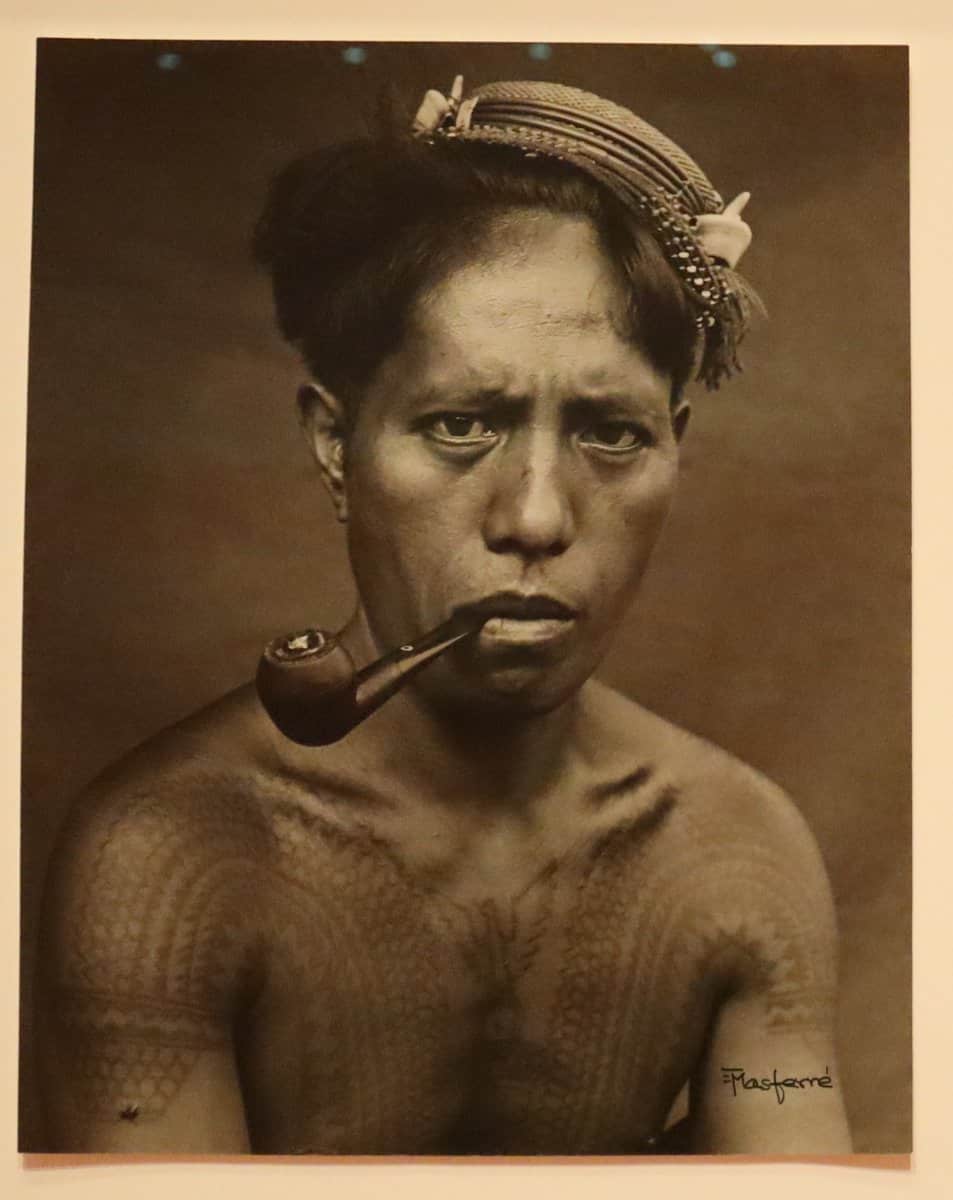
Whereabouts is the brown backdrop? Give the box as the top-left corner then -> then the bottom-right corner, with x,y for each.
19,40 -> 910,1153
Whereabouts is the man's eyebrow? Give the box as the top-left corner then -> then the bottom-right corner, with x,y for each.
403,389 -> 662,416
403,387 -> 525,410
565,394 -> 664,421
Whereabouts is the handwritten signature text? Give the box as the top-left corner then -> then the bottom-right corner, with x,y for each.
720,1066 -> 834,1105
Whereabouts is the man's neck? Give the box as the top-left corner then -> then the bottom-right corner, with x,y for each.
335,606 -> 585,823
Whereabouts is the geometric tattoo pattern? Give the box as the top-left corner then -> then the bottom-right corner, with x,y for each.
40,742 -> 839,1153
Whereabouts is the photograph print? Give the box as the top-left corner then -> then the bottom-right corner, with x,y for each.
20,39 -> 910,1157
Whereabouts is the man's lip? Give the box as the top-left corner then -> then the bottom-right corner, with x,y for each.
454,592 -> 579,624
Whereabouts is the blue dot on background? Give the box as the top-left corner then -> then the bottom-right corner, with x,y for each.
156,52 -> 182,71
528,43 -> 553,62
342,46 -> 367,65
712,50 -> 737,69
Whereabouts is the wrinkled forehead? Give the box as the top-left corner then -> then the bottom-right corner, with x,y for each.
365,212 -> 672,416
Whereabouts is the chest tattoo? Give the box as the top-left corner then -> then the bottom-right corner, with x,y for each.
44,765 -> 836,1154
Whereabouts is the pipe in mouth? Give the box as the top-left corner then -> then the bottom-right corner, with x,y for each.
255,611 -> 482,746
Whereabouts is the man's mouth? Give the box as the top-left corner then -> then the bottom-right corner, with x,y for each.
456,591 -> 578,622
454,592 -> 579,648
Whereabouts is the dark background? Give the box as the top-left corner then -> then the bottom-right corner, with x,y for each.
20,40 -> 910,1153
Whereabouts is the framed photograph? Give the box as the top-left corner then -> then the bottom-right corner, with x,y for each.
17,33 -> 910,1168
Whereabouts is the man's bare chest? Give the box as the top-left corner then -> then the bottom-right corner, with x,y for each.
235,797 -> 718,1154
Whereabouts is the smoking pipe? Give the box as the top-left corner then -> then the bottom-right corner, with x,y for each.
256,613 -> 481,746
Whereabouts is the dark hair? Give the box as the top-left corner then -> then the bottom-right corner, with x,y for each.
252,134 -> 699,409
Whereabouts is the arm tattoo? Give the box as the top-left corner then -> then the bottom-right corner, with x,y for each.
42,775 -> 271,1122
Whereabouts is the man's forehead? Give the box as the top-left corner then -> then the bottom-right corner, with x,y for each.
422,210 -> 619,313
411,217 -> 630,347
368,333 -> 671,417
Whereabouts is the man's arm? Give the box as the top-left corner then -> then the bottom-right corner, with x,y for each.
690,990 -> 850,1153
687,778 -> 851,1154
36,773 -> 266,1152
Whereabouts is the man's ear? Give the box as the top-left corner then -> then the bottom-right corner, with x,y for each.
297,382 -> 348,522
671,400 -> 691,444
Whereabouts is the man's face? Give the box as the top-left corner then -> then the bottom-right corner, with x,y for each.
341,210 -> 686,715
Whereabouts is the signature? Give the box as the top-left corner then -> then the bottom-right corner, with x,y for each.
720,1066 -> 834,1105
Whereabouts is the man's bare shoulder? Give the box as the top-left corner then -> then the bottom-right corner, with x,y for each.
45,682 -> 367,943
32,689 -> 274,1043
582,679 -> 825,870
46,681 -> 384,907
582,682 -> 838,1008
54,686 -> 277,854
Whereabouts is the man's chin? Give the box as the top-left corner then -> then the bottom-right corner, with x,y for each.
420,659 -> 587,721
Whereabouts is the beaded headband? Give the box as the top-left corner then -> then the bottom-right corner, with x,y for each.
412,76 -> 760,388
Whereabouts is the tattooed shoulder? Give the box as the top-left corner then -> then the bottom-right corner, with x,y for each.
35,732 -> 291,1135
581,688 -> 838,1024
41,723 -> 391,1014
43,744 -> 277,1004
669,749 -> 839,1028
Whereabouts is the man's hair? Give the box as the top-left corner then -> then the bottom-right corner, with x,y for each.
252,135 -> 700,410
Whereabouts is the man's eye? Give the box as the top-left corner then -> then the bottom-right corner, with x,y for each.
426,414 -> 498,445
578,422 -> 648,452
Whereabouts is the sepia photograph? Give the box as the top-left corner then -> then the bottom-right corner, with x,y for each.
18,39 -> 910,1158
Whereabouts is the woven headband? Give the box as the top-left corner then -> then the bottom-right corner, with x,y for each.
412,77 -> 759,388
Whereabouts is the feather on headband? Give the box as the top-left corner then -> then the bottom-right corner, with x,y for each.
412,77 -> 761,389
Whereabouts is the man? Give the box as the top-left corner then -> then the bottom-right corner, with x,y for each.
37,78 -> 851,1155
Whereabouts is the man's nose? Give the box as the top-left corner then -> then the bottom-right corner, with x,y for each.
482,432 -> 576,559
